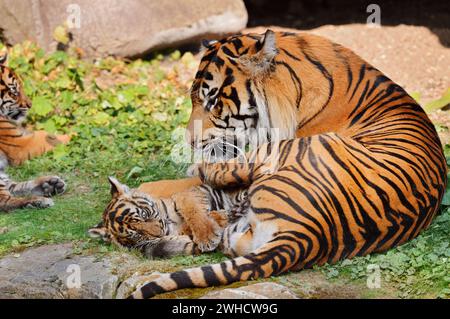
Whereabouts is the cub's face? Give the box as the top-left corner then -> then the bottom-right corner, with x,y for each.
0,54 -> 32,123
88,177 -> 169,249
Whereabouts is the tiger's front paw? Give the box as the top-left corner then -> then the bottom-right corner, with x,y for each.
33,176 -> 66,197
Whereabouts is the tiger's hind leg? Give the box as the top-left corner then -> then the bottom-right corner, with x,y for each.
0,174 -> 54,212
0,193 -> 54,212
0,154 -> 55,212
9,176 -> 66,197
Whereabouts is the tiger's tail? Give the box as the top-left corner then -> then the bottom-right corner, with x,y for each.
128,234 -> 301,299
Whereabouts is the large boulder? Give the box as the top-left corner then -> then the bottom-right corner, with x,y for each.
0,0 -> 248,58
0,243 -> 140,299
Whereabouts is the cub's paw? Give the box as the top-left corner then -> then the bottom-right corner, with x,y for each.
26,197 -> 54,209
194,218 -> 224,253
33,176 -> 66,197
209,210 -> 229,228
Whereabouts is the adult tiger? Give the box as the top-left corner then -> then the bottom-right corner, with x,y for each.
128,30 -> 446,298
0,53 -> 70,211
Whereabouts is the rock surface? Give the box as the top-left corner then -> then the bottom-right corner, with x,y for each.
0,243 -> 138,299
0,243 -> 397,299
201,282 -> 299,299
0,244 -> 300,299
0,0 -> 248,58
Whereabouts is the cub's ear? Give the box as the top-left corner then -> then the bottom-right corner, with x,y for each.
240,29 -> 278,75
87,221 -> 111,243
108,176 -> 130,197
0,52 -> 7,65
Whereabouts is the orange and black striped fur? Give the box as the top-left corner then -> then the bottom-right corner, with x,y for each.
89,177 -> 247,258
128,30 -> 447,298
0,53 -> 70,212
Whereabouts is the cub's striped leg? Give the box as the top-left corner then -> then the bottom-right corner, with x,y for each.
9,176 -> 66,197
128,233 -> 301,299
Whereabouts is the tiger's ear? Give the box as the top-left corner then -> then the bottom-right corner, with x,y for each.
240,29 -> 277,75
0,53 -> 7,65
108,176 -> 130,197
258,29 -> 277,62
87,221 -> 111,243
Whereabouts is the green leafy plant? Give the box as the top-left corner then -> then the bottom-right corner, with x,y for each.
425,88 -> 450,113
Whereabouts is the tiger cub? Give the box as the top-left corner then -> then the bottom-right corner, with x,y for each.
88,177 -> 248,258
0,53 -> 70,212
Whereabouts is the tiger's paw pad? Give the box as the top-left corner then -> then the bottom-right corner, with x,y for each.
26,197 -> 54,209
34,176 -> 66,197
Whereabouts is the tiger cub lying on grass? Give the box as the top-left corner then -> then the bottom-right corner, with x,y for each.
0,53 -> 71,212
88,176 -> 248,258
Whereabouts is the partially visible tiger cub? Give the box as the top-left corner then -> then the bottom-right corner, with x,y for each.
0,53 -> 70,212
88,177 -> 248,258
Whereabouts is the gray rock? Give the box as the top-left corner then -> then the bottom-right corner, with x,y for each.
0,0 -> 248,58
201,282 -> 299,299
0,243 -> 136,299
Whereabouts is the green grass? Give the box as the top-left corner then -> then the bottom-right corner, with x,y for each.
319,206 -> 450,298
0,41 -> 449,299
0,41 -> 194,255
0,173 -> 104,255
